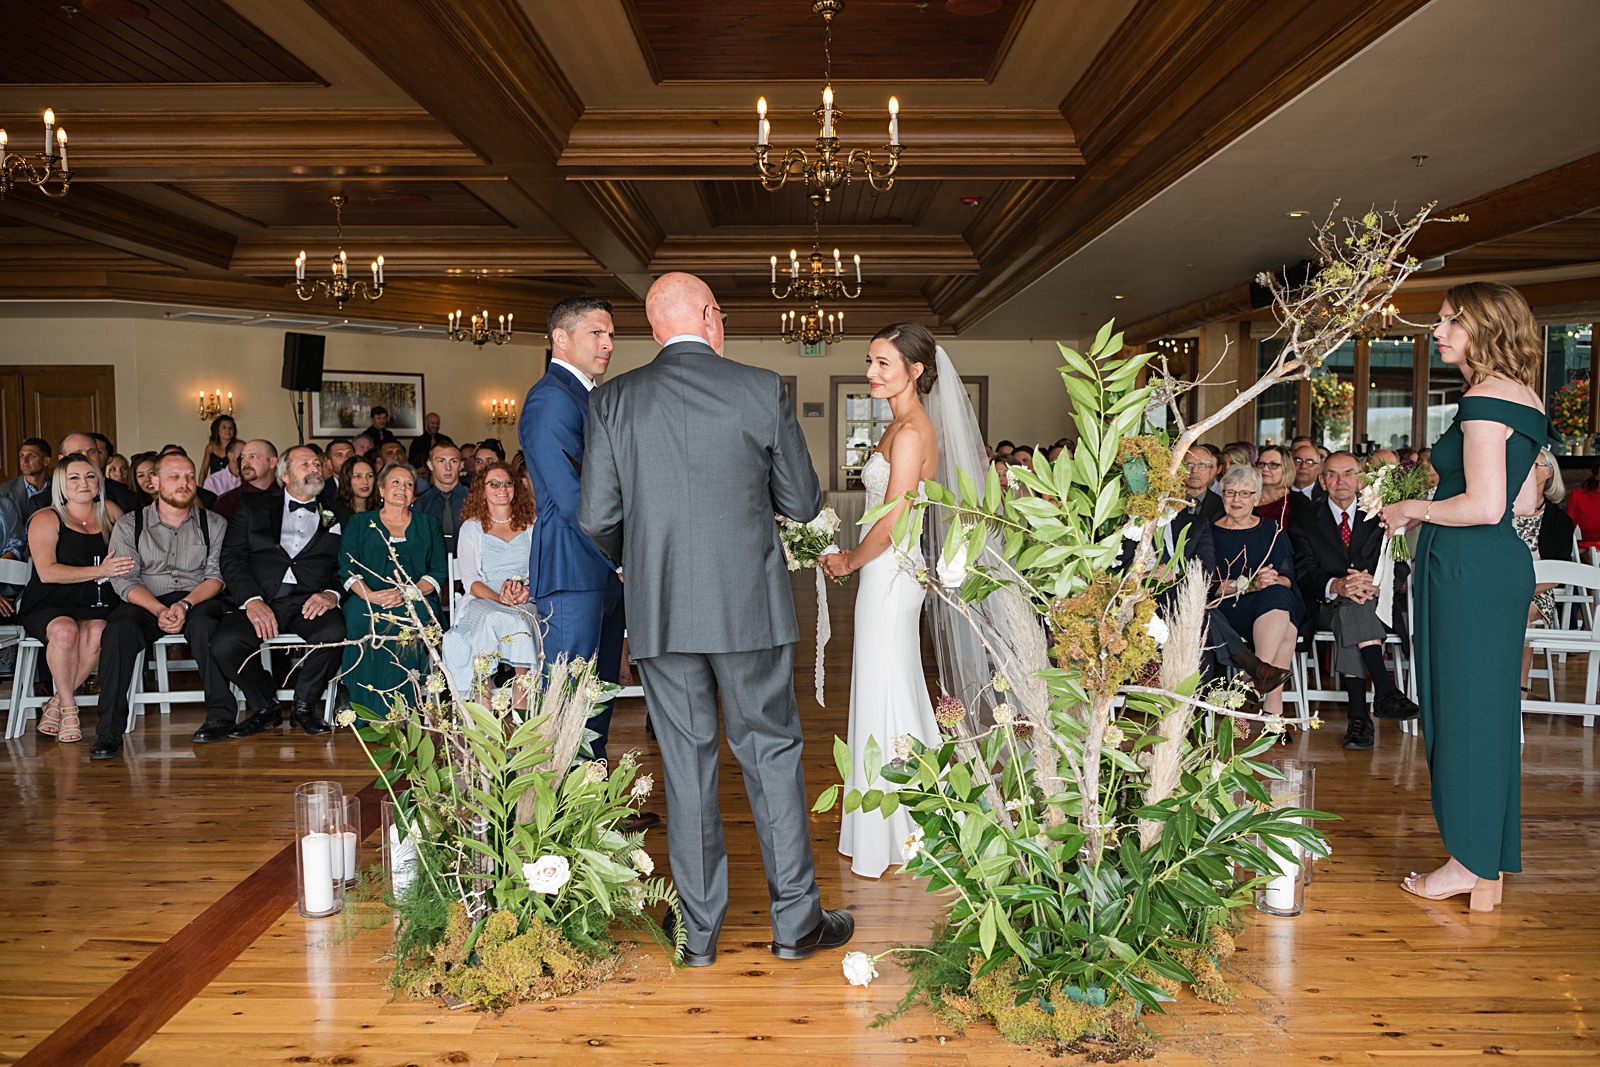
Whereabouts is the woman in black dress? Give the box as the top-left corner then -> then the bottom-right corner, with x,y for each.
1211,462 -> 1304,722
199,414 -> 237,478
22,455 -> 132,743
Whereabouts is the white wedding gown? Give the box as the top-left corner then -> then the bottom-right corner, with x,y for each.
838,451 -> 942,878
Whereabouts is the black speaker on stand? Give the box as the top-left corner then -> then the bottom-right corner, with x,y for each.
282,333 -> 326,445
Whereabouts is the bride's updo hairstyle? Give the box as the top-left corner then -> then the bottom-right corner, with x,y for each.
1445,281 -> 1541,390
872,322 -> 939,395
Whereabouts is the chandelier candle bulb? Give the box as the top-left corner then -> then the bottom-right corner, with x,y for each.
770,255 -> 778,283
376,255 -> 384,284
822,85 -> 833,137
853,253 -> 861,283
834,248 -> 841,275
55,128 -> 65,169
43,109 -> 53,156
757,97 -> 767,144
889,96 -> 899,145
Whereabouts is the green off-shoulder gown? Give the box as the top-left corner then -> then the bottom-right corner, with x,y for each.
1413,395 -> 1557,880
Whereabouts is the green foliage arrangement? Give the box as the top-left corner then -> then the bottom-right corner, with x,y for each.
344,569 -> 679,1011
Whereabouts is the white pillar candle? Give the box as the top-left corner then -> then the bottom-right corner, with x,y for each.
301,832 -> 335,914
340,830 -> 357,883
389,824 -> 418,896
1263,847 -> 1298,911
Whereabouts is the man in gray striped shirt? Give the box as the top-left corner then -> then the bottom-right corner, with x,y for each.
90,453 -> 231,759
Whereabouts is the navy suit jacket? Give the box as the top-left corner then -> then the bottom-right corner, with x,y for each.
520,364 -> 614,596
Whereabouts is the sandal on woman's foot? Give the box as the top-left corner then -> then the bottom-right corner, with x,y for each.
56,708 -> 82,744
1400,870 -> 1501,912
37,695 -> 63,737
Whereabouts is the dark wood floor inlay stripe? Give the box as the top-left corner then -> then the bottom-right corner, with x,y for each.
15,780 -> 382,1067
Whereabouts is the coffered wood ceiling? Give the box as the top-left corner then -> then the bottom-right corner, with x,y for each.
0,0 -> 1596,340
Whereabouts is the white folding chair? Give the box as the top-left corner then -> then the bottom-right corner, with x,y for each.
260,634 -> 341,725
0,557 -> 34,738
1521,559 -> 1600,727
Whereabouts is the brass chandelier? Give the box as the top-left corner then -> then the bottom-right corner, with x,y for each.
0,108 -> 72,199
447,272 -> 514,347
770,211 -> 861,345
752,0 -> 902,205
294,195 -> 385,308
780,303 -> 845,347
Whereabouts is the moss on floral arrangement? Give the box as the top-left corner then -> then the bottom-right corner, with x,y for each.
965,957 -> 1151,1053
1050,574 -> 1159,699
393,903 -> 620,1011
1118,435 -> 1184,522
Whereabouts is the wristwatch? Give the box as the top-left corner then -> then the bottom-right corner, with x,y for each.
177,600 -> 192,613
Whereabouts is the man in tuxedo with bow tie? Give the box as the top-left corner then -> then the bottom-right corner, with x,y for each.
1288,450 -> 1418,749
211,444 -> 343,737
519,294 -> 630,766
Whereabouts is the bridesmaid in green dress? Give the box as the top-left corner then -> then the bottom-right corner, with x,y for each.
340,462 -> 446,716
1380,282 -> 1554,913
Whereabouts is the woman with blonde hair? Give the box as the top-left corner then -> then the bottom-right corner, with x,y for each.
1381,281 -> 1558,912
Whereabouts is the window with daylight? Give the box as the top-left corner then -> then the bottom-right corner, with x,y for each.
1367,337 -> 1416,450
1254,339 -> 1298,445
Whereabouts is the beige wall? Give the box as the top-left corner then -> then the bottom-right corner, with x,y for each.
0,315 -> 1088,479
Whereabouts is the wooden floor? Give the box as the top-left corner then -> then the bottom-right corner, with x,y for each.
2,575 -> 1597,1066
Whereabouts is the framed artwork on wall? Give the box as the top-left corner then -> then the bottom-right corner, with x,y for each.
312,371 -> 425,437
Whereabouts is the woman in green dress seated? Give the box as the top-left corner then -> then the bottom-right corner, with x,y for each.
340,461 -> 446,717
1381,281 -> 1553,914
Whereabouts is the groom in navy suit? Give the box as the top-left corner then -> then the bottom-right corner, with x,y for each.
520,295 -> 628,763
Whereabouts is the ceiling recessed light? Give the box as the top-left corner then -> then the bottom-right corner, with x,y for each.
1113,294 -> 1125,300
1285,211 -> 1308,218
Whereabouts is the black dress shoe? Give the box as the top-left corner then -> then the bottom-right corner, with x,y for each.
192,722 -> 234,744
1342,718 -> 1374,750
771,908 -> 855,960
290,700 -> 332,736
1232,650 -> 1290,695
661,908 -> 716,967
1372,689 -> 1420,721
90,738 -> 122,760
622,810 -> 661,833
229,707 -> 283,738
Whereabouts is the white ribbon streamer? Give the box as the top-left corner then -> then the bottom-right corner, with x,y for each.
814,546 -> 840,706
1373,533 -> 1396,627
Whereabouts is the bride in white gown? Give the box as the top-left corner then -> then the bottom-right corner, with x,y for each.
821,323 -> 944,878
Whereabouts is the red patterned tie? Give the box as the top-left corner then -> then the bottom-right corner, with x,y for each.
1339,511 -> 1351,549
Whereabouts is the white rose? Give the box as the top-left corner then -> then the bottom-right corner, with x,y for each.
936,535 -> 971,589
631,848 -> 654,876
842,950 -> 878,988
1121,519 -> 1146,541
1146,614 -> 1169,646
523,855 -> 571,895
807,507 -> 841,536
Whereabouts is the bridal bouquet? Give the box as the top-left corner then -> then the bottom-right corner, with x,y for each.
777,506 -> 842,570
1357,460 -> 1432,561
777,508 -> 843,707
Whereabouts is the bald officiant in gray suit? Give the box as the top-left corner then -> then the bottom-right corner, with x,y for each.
577,272 -> 854,968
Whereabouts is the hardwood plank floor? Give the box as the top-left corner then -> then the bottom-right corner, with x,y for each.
1,574 -> 1596,1065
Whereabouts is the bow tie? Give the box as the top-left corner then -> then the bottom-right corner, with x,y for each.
288,499 -> 318,513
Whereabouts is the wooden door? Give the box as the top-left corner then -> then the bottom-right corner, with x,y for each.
0,365 -> 117,478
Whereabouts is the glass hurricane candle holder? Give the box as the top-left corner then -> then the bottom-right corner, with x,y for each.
329,795 -> 361,889
1254,760 -> 1313,917
1272,757 -> 1317,884
295,781 -> 345,918
381,796 -> 420,904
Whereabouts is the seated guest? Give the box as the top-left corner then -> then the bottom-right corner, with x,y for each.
1252,444 -> 1304,525
332,455 -> 377,524
1368,447 -> 1399,469
458,441 -> 478,484
378,439 -> 408,470
210,439 -> 279,521
2,437 -> 53,520
1288,442 -> 1324,507
351,431 -> 377,458
1288,451 -> 1417,750
340,463 -> 445,715
21,455 -> 131,743
1565,456 -> 1600,555
1518,449 -> 1578,690
476,437 -> 506,464
1211,463 -> 1303,722
211,445 -> 341,738
414,441 -> 467,553
26,432 -> 136,515
104,453 -> 130,486
993,440 -> 1015,457
1224,441 -> 1258,466
362,405 -> 398,448
322,440 -> 354,487
202,438 -> 245,497
442,460 -> 536,693
200,414 -> 238,479
89,453 -> 232,759
1179,442 -> 1224,521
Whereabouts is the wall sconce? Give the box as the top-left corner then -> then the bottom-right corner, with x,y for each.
197,389 -> 235,421
488,397 -> 517,434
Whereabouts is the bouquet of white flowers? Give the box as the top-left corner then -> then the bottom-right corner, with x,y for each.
777,508 -> 843,706
1357,461 -> 1432,562
777,506 -> 842,570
